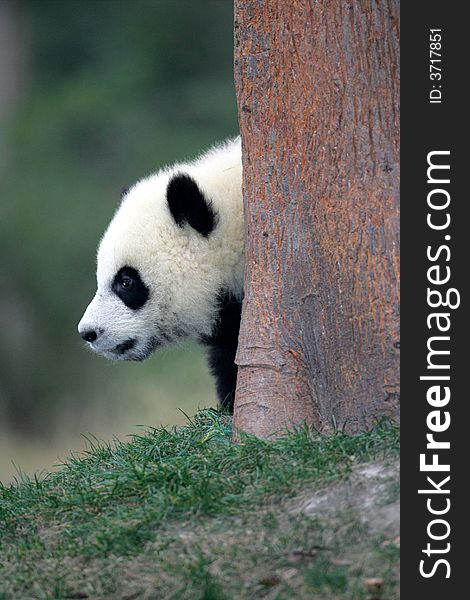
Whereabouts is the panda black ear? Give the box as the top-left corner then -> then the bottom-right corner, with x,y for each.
166,173 -> 217,237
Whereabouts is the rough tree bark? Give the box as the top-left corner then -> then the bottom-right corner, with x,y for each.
233,0 -> 400,438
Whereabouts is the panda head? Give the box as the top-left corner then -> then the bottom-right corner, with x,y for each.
78,139 -> 243,362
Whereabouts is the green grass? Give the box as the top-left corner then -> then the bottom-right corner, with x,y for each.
0,410 -> 399,599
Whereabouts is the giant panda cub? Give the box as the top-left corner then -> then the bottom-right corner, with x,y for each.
78,138 -> 243,411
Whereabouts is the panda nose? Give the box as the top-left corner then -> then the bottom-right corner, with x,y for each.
81,329 -> 98,343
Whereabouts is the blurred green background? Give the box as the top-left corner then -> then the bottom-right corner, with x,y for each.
0,0 -> 238,482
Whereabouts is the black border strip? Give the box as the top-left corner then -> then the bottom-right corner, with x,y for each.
401,2 -> 467,596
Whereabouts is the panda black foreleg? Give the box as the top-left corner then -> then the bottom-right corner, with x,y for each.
200,291 -> 242,413
206,344 -> 238,412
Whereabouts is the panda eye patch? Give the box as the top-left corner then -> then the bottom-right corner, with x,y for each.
112,266 -> 149,310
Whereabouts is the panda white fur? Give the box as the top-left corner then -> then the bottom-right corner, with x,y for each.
78,138 -> 243,410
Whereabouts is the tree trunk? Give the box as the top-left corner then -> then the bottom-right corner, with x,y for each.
233,0 -> 400,438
